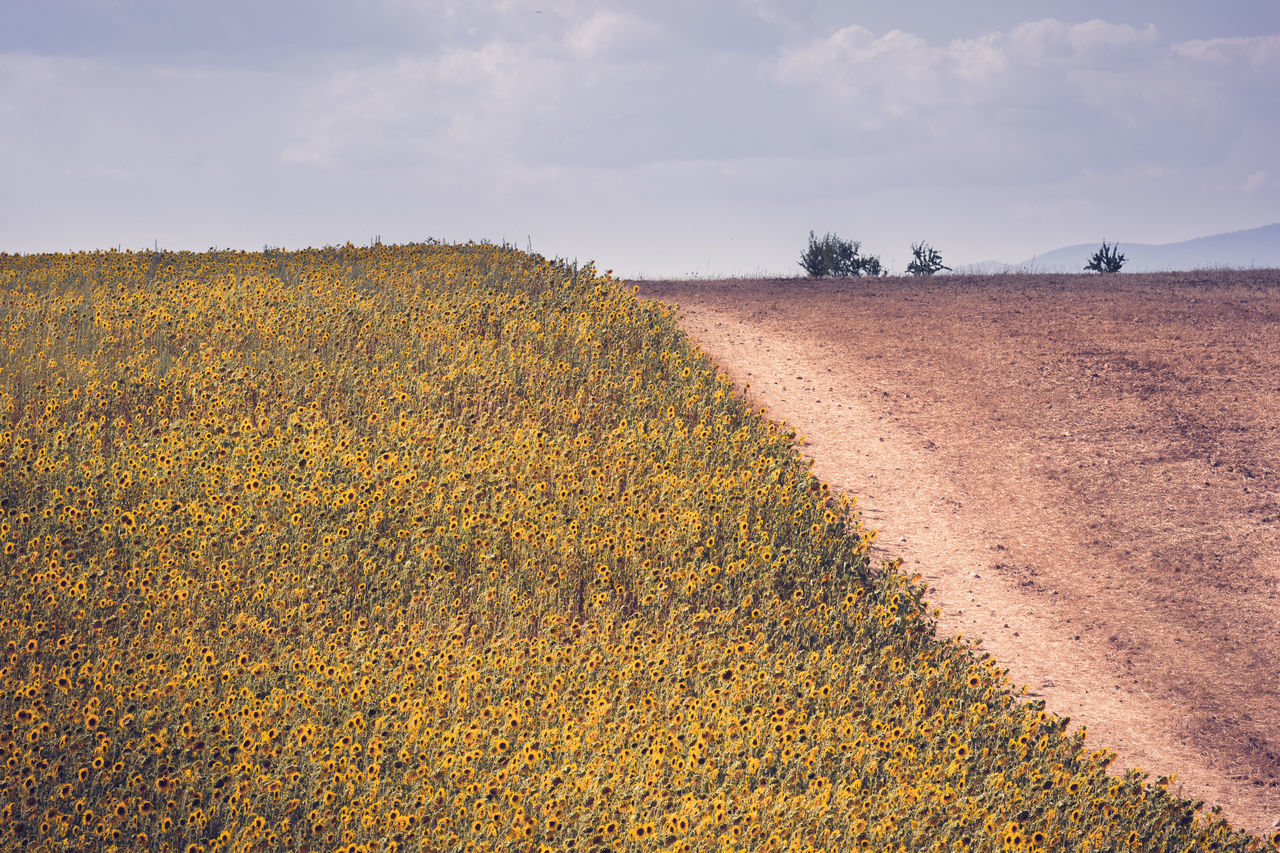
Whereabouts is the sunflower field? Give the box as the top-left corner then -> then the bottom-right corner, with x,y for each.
0,243 -> 1268,852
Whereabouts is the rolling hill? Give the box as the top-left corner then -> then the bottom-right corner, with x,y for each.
1017,222 -> 1280,273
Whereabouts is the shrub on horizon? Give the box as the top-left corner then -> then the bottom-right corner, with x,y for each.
1086,240 -> 1127,273
906,241 -> 951,276
800,230 -> 884,277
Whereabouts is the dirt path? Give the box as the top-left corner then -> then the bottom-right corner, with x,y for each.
637,273 -> 1280,837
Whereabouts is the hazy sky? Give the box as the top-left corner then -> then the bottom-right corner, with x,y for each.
4,0 -> 1279,276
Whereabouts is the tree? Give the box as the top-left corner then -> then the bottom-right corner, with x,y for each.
799,231 -> 884,277
1085,240 -> 1126,273
906,241 -> 951,276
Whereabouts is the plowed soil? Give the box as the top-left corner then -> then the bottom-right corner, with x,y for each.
636,272 -> 1280,837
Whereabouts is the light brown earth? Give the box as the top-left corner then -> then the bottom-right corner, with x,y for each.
636,272 -> 1280,838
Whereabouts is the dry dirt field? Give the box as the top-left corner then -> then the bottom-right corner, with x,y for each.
636,271 -> 1280,837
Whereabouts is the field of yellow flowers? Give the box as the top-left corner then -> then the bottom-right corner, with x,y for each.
0,243 -> 1269,853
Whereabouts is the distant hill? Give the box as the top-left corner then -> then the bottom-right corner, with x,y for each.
1016,223 -> 1280,273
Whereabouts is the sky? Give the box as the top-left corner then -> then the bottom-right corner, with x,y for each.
3,0 -> 1279,277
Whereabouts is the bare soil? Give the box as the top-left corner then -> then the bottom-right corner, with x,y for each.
636,272 -> 1280,837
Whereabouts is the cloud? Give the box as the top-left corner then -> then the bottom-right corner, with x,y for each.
773,26 -> 939,127
272,11 -> 1280,247
1242,169 -> 1275,192
772,18 -> 1171,128
281,46 -> 555,168
1172,33 -> 1280,67
769,17 -> 1280,177
1062,19 -> 1159,53
760,17 -> 1280,216
565,10 -> 661,59
280,9 -> 667,170
1165,33 -> 1280,110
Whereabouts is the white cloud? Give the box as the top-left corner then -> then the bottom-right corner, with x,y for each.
1064,19 -> 1159,53
947,32 -> 1006,82
1003,19 -> 1074,62
769,17 -> 1278,133
281,44 -> 562,168
280,9 -> 664,170
1243,169 -> 1275,192
773,26 -> 946,128
1172,33 -> 1280,67
740,0 -> 786,25
1001,19 -> 1158,63
565,10 -> 661,59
